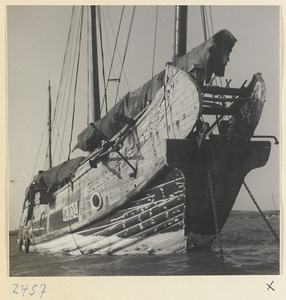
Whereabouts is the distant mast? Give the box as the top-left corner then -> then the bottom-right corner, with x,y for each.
271,192 -> 278,211
48,80 -> 52,168
173,6 -> 188,64
90,6 -> 101,123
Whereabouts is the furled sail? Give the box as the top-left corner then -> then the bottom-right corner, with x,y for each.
74,29 -> 236,153
33,156 -> 85,189
73,70 -> 165,152
176,29 -> 237,83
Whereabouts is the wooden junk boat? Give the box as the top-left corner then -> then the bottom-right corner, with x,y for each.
18,6 -> 272,255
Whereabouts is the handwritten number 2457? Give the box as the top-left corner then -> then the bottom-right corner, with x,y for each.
13,284 -> 46,298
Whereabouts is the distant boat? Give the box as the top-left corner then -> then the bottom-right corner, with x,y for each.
18,6 -> 273,255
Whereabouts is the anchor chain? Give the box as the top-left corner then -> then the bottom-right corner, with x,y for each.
207,168 -> 225,266
243,181 -> 280,243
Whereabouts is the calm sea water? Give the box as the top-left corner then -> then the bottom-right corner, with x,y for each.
9,211 -> 279,276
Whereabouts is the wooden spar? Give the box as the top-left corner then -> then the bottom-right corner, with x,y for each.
48,80 -> 52,168
173,6 -> 188,64
201,86 -> 248,97
203,96 -> 252,103
90,6 -> 101,123
202,106 -> 238,116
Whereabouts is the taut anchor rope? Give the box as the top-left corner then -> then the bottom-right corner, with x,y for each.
243,181 -> 279,243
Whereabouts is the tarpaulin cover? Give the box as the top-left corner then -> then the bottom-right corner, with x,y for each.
73,70 -> 165,152
176,29 -> 237,83
73,29 -> 236,152
33,156 -> 85,188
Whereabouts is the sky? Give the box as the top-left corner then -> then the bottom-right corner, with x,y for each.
7,5 -> 280,230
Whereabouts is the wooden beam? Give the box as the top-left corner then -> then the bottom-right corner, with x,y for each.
203,96 -> 252,103
201,86 -> 248,97
202,106 -> 239,115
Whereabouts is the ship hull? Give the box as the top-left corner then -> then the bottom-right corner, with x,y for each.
17,65 -> 271,255
19,139 -> 270,255
18,65 -> 201,254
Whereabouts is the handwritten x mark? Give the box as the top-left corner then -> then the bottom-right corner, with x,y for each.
266,281 -> 275,291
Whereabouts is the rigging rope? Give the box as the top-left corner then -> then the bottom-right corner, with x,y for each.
102,8 -> 117,89
51,7 -> 75,134
101,6 -> 125,111
52,134 -> 66,164
48,7 -> 76,166
114,6 -> 136,105
200,6 -> 207,41
48,6 -> 85,165
86,7 -> 91,125
46,6 -> 84,164
208,6 -> 215,36
204,7 -> 211,39
59,8 -> 81,161
61,9 -> 83,162
149,6 -> 159,105
68,6 -> 84,160
106,7 -> 130,92
97,6 -> 108,115
200,6 -> 215,41
31,132 -> 45,180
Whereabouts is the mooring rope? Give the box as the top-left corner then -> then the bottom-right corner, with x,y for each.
243,181 -> 280,243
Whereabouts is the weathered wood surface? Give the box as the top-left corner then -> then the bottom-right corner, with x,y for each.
22,70 -> 270,255
32,168 -> 187,254
165,138 -> 271,249
29,65 -> 202,245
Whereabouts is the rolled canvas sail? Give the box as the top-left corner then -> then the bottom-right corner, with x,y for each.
74,30 -> 236,153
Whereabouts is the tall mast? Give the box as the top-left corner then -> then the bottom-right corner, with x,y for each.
90,6 -> 101,123
173,6 -> 188,65
48,80 -> 52,168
